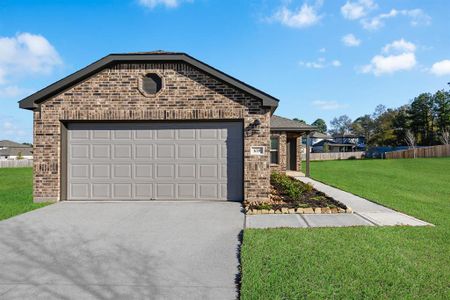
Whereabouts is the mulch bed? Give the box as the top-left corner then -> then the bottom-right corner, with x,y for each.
245,173 -> 349,214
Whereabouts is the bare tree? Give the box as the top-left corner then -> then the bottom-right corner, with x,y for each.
405,130 -> 417,158
439,130 -> 449,145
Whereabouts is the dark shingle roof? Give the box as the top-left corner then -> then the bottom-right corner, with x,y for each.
19,51 -> 279,110
270,115 -> 316,132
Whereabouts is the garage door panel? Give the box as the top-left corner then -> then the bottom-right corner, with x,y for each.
71,145 -> 90,159
177,184 -> 196,198
71,165 -> 89,178
92,184 -> 110,199
67,122 -> 243,201
135,130 -> 153,140
113,184 -> 132,199
199,184 -> 218,199
70,130 -> 89,140
92,130 -> 110,140
156,184 -> 175,198
178,164 -> 196,178
199,164 -> 218,179
135,164 -> 153,179
92,144 -> 110,159
199,144 -> 218,159
70,183 -> 89,198
156,144 -> 175,159
156,129 -> 175,140
113,144 -> 132,159
199,128 -> 219,140
135,184 -> 153,199
177,144 -> 196,159
112,164 -> 132,179
135,144 -> 153,159
92,164 -> 110,179
113,130 -> 132,140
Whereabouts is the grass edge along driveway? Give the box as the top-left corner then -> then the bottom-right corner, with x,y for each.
241,158 -> 450,300
0,168 -> 50,221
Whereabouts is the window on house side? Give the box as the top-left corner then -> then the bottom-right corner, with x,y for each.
270,137 -> 279,164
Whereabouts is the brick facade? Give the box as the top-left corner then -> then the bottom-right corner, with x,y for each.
33,62 -> 271,202
269,131 -> 303,173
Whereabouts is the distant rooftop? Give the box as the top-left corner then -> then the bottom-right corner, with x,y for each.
0,140 -> 31,148
311,132 -> 331,139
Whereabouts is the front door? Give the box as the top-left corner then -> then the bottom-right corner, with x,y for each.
286,138 -> 297,171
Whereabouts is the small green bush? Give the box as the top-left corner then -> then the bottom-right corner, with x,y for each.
271,172 -> 305,200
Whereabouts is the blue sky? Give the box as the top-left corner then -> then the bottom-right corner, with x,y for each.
1,0 -> 449,142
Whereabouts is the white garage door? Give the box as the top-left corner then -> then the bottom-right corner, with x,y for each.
67,122 -> 243,201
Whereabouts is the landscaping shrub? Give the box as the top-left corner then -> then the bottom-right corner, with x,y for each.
270,172 -> 304,199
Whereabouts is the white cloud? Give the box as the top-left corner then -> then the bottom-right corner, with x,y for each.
0,33 -> 62,84
300,57 -> 341,69
312,100 -> 348,110
319,48 -> 326,53
382,39 -> 416,53
138,0 -> 191,9
271,1 -> 323,28
430,60 -> 450,76
341,0 -> 377,20
0,85 -> 26,98
361,8 -> 431,30
361,39 -> 417,75
342,34 -> 361,47
331,60 -> 342,67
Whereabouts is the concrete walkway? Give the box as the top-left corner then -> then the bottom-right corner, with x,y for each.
246,176 -> 432,229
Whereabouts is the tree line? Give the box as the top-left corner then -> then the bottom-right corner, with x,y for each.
310,89 -> 450,147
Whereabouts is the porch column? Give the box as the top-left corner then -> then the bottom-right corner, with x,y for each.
306,133 -> 311,177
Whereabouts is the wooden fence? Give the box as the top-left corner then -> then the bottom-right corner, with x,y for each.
0,160 -> 33,168
302,151 -> 365,161
385,144 -> 450,159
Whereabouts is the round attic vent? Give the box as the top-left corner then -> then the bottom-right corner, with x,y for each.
141,73 -> 162,95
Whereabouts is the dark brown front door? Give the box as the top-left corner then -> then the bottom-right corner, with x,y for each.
286,138 -> 297,171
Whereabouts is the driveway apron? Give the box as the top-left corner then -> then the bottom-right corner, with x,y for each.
0,201 -> 244,300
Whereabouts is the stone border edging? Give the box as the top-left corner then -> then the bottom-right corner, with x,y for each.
246,206 -> 353,215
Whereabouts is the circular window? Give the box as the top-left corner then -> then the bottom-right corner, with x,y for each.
141,73 -> 162,95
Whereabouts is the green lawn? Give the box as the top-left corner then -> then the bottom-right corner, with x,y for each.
241,158 -> 450,300
0,168 -> 49,221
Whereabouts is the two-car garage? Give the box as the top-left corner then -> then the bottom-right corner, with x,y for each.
66,122 -> 243,201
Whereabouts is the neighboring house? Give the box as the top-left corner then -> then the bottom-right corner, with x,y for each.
0,140 -> 33,160
332,133 -> 365,150
311,139 -> 356,153
301,132 -> 333,153
19,51 -> 315,203
308,133 -> 366,153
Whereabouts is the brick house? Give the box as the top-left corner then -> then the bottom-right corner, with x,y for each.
19,52 -> 315,203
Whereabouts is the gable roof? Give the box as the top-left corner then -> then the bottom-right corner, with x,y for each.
270,115 -> 316,132
18,51 -> 279,110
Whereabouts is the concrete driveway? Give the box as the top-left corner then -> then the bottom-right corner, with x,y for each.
0,201 -> 244,300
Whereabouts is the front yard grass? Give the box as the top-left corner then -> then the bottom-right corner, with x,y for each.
241,158 -> 450,299
0,168 -> 49,221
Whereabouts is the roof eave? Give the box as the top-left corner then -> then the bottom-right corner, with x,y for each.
270,127 -> 317,132
18,53 -> 279,110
